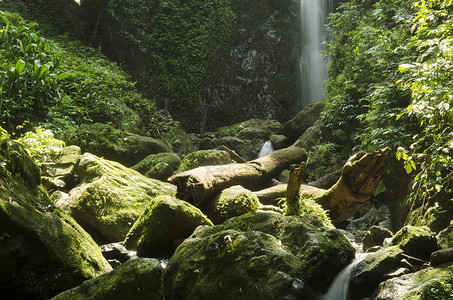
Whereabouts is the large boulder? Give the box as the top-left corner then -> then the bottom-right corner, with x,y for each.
350,226 -> 439,299
176,149 -> 232,173
282,102 -> 324,143
132,153 -> 181,181
363,226 -> 393,252
437,219 -> 453,249
56,153 -> 176,242
70,123 -> 171,167
41,145 -> 81,192
205,185 -> 261,224
163,211 -> 355,299
372,262 -> 453,300
0,140 -> 112,299
51,258 -> 165,300
123,195 -> 213,258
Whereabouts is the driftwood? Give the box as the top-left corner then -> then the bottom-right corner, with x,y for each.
254,147 -> 391,222
168,145 -> 308,206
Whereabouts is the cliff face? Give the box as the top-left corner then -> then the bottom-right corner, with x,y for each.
76,0 -> 302,132
201,0 -> 302,132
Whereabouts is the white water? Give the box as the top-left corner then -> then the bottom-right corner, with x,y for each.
321,253 -> 370,300
259,140 -> 274,157
299,0 -> 334,107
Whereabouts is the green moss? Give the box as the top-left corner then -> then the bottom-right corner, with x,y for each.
176,149 -> 231,173
0,140 -> 111,299
123,195 -> 213,257
51,258 -> 165,300
60,153 -> 176,242
132,152 -> 181,179
390,225 -> 438,260
207,185 -> 261,224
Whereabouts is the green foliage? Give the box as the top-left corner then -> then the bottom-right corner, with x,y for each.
17,127 -> 65,165
324,0 -> 453,224
103,0 -> 236,132
0,9 -> 162,140
0,10 -> 64,132
395,0 -> 453,219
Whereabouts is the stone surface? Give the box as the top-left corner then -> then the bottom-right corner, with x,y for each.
176,149 -> 232,173
437,220 -> 453,249
372,262 -> 453,300
41,145 -> 81,191
282,102 -> 324,143
132,152 -> 181,181
70,123 -> 172,167
123,195 -> 213,258
51,258 -> 165,300
205,185 -> 261,224
0,140 -> 111,299
350,225 -> 439,299
56,153 -> 176,242
363,226 -> 393,252
163,211 -> 355,299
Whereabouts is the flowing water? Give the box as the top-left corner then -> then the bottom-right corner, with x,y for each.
299,0 -> 334,107
320,252 -> 370,300
259,140 -> 274,157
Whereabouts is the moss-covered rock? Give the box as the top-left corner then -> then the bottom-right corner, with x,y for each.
123,195 -> 213,257
389,225 -> 438,261
363,225 -> 393,252
51,258 -> 165,300
41,145 -> 81,192
176,149 -> 231,173
350,246 -> 405,299
0,140 -> 111,299
350,225 -> 439,299
206,185 -> 261,224
132,153 -> 181,181
57,153 -> 176,242
282,101 -> 324,143
372,262 -> 453,300
437,220 -> 453,249
70,123 -> 172,167
163,211 -> 355,299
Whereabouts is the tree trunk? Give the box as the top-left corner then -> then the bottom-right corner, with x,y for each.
254,147 -> 391,222
168,145 -> 308,206
285,163 -> 306,215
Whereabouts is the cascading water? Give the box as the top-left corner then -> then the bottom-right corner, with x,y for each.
299,0 -> 334,107
259,140 -> 274,158
321,252 -> 370,300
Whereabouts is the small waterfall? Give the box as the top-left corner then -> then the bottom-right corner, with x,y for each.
259,140 -> 274,157
299,0 -> 334,107
321,253 -> 369,300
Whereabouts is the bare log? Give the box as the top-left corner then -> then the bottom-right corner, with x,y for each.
254,147 -> 391,222
168,145 -> 308,206
285,163 -> 306,215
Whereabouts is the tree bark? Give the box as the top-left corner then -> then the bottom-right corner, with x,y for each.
168,145 -> 308,206
254,147 -> 391,222
285,163 -> 306,215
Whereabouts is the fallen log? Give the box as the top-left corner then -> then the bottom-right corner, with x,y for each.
254,147 -> 391,222
168,145 -> 308,206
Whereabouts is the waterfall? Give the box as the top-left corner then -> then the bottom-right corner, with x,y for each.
321,253 -> 369,300
299,0 -> 334,107
259,141 -> 274,158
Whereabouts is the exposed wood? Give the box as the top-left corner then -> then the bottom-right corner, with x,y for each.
285,163 -> 306,215
218,145 -> 247,163
254,147 -> 391,222
315,147 -> 391,222
168,145 -> 308,206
